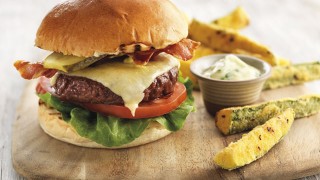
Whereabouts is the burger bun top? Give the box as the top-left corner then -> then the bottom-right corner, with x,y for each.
35,0 -> 189,57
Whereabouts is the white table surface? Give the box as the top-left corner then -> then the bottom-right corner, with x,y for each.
1,0 -> 319,179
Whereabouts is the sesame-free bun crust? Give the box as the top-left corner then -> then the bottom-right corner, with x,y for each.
35,0 -> 188,57
38,102 -> 171,149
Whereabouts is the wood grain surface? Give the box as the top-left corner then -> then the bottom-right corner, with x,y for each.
12,80 -> 320,179
2,0 -> 320,179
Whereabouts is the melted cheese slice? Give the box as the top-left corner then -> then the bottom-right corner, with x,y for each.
68,53 -> 180,116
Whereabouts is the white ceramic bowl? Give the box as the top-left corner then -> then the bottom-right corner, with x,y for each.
190,54 -> 271,115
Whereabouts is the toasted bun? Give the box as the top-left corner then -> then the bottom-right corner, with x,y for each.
35,0 -> 188,57
38,102 -> 171,149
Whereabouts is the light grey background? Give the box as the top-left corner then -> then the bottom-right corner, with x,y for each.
1,0 -> 319,179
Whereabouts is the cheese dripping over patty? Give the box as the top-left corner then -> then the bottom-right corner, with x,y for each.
67,53 -> 180,116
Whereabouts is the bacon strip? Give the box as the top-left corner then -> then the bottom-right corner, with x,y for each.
163,38 -> 200,60
133,38 -> 200,64
14,39 -> 199,79
14,60 -> 57,80
132,49 -> 157,65
36,76 -> 55,94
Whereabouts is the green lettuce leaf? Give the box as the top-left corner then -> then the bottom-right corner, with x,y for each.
38,76 -> 194,147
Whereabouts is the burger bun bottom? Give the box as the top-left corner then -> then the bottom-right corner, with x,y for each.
38,101 -> 171,149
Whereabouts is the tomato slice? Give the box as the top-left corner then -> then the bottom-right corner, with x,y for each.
81,83 -> 187,119
38,77 -> 187,119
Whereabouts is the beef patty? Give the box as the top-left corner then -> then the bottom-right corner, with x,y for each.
53,67 -> 178,105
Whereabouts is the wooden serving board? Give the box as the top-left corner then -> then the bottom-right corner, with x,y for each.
12,80 -> 320,179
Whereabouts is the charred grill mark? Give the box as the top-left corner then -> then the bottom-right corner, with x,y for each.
267,127 -> 274,132
49,112 -> 61,116
229,36 -> 235,43
119,44 -> 126,51
39,101 -> 45,105
134,44 -> 141,52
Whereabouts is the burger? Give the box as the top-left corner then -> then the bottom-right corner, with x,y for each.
14,0 -> 199,148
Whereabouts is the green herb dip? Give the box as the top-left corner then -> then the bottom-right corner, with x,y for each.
202,55 -> 261,80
